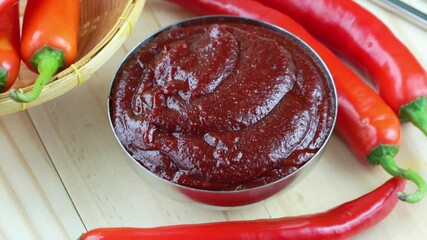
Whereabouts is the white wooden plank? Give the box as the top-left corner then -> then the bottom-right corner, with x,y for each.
10,1 -> 427,240
0,112 -> 85,240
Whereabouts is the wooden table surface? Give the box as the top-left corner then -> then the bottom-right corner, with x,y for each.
1,0 -> 427,239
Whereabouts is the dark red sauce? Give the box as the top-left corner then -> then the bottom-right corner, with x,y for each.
109,20 -> 335,191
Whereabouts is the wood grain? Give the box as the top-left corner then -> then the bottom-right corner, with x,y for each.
0,0 -> 426,239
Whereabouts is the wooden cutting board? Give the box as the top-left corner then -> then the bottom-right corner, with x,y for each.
0,0 -> 426,239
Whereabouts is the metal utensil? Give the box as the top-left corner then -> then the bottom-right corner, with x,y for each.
370,0 -> 427,30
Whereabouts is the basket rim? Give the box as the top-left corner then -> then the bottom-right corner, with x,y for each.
0,0 -> 146,116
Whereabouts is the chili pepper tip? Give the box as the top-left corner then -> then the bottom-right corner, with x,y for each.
399,96 -> 427,136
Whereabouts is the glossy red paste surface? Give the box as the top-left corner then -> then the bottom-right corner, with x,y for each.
110,20 -> 334,191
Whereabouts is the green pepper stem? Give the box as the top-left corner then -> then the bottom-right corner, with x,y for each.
9,46 -> 64,103
399,96 -> 427,136
0,66 -> 7,93
368,145 -> 426,203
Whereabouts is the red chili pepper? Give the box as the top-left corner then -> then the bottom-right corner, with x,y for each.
0,2 -> 20,93
259,0 -> 427,136
0,0 -> 17,15
8,0 -> 80,102
79,177 -> 405,240
167,0 -> 426,203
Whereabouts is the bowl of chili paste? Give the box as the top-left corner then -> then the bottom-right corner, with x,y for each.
108,16 -> 337,207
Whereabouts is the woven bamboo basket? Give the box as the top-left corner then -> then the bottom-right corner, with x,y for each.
0,0 -> 146,116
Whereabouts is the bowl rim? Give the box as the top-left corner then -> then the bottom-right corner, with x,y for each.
107,15 -> 338,195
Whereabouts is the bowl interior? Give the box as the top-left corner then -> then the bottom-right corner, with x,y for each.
109,16 -> 337,207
